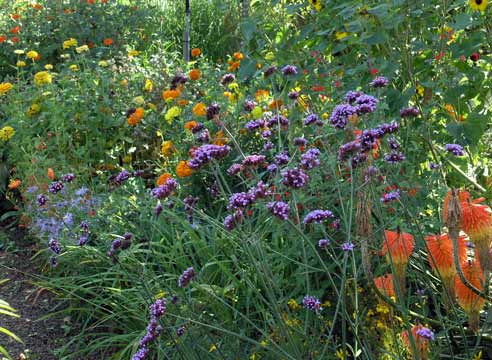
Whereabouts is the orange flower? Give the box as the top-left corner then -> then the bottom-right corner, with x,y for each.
401,324 -> 432,360
10,26 -> 21,34
233,52 -> 244,60
177,99 -> 189,106
8,179 -> 21,190
212,130 -> 228,146
191,48 -> 201,57
10,14 -> 21,20
381,229 -> 414,265
228,61 -> 240,71
268,99 -> 283,110
184,121 -> 198,131
255,89 -> 269,102
156,173 -> 172,186
192,102 -> 207,117
103,38 -> 113,46
47,168 -> 55,180
455,260 -> 485,332
162,89 -> 181,101
176,160 -> 193,178
32,4 -> 43,10
0,36 -> 6,43
373,274 -> 395,299
127,107 -> 145,126
189,69 -> 201,81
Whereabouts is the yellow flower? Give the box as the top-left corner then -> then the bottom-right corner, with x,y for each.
264,51 -> 275,61
34,71 -> 52,86
309,0 -> 322,11
60,53 -> 71,59
416,84 -> 425,97
128,49 -> 140,57
75,45 -> 89,54
63,38 -> 78,49
98,60 -> 109,67
16,61 -> 26,67
0,126 -> 15,141
192,102 -> 207,117
44,64 -> 53,70
144,79 -> 153,92
155,290 -> 166,300
147,103 -> 156,110
0,82 -> 13,95
26,50 -> 39,59
335,31 -> 350,40
165,106 -> 181,124
287,299 -> 301,310
27,103 -> 40,116
161,140 -> 175,157
208,344 -> 217,353
251,106 -> 263,119
133,96 -> 145,105
69,64 -> 79,72
469,0 -> 487,11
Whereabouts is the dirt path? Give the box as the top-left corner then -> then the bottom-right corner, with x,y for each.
0,231 -> 68,360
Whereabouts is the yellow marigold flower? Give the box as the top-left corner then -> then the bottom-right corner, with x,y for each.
162,89 -> 181,101
147,102 -> 156,110
191,48 -> 201,57
144,79 -> 153,92
44,64 -> 53,70
127,107 -> 145,126
161,140 -> 175,156
63,38 -> 77,49
34,71 -> 52,86
27,103 -> 40,116
309,0 -> 322,11
0,126 -> 15,141
165,106 -> 181,124
133,96 -> 145,105
75,45 -> 89,54
98,60 -> 109,67
192,102 -> 207,117
335,31 -> 350,40
69,64 -> 79,72
128,49 -> 140,57
26,50 -> 39,59
16,61 -> 26,67
469,0 -> 487,11
0,82 -> 13,95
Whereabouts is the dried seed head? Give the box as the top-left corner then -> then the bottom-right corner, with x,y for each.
445,188 -> 462,235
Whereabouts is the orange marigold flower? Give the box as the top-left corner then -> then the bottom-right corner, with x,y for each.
162,89 -> 181,101
455,260 -> 485,331
233,52 -> 244,60
373,274 -> 395,298
127,107 -> 145,126
156,173 -> 172,186
228,61 -> 240,71
401,324 -> 432,360
10,26 -> 21,34
103,38 -> 113,46
177,99 -> 189,106
176,160 -> 193,178
0,36 -> 6,43
184,121 -> 198,131
255,89 -> 270,102
47,168 -> 55,180
268,99 -> 283,110
8,179 -> 21,190
189,69 -> 201,81
192,102 -> 207,117
191,48 -> 201,57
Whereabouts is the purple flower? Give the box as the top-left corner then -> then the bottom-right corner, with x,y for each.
177,326 -> 186,337
345,91 -> 364,103
294,137 -> 307,146
250,181 -> 270,199
267,201 -> 290,220
242,154 -> 266,167
61,173 -> 76,182
188,144 -> 231,169
221,73 -> 235,85
150,299 -> 167,319
416,327 -> 435,341
288,91 -> 299,99
281,168 -> 309,189
78,233 -> 89,246
80,221 -> 89,232
37,194 -> 48,206
304,113 -> 322,126
383,152 -> 406,164
351,153 -> 368,168
301,148 -> 321,170
206,103 -> 220,120
245,119 -> 265,131
151,179 -> 178,199
227,164 -> 242,176
380,190 -> 400,203
114,170 -> 131,185
191,122 -> 205,134
330,104 -> 357,129
264,66 -> 277,78
375,121 -> 399,136
364,166 -> 379,181
303,295 -> 322,312
178,267 -> 196,288
154,203 -> 163,217
171,73 -> 188,88
224,214 -> 236,231
49,256 -> 58,267
262,129 -> 272,138
342,242 -> 355,251
263,141 -> 274,151
429,162 -> 441,170
243,100 -> 257,112
318,239 -> 329,248
132,347 -> 150,360
354,94 -> 378,114
228,192 -> 255,210
281,65 -> 298,76
370,76 -> 389,88
338,140 -> 361,161
48,181 -> 64,194
267,114 -> 289,128
400,107 -> 420,118
444,144 -> 465,156
267,163 -> 278,172
49,238 -> 62,255
76,187 -> 89,197
388,137 -> 399,150
275,152 -> 290,165
303,209 -> 334,224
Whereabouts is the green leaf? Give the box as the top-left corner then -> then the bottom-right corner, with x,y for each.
452,13 -> 473,30
242,20 -> 257,42
0,327 -> 22,343
368,4 -> 390,18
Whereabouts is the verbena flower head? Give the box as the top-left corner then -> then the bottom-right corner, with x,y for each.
370,76 -> 389,88
444,143 -> 465,156
114,170 -> 131,185
383,151 -> 406,164
37,194 -> 47,206
206,103 -> 220,120
188,144 -> 231,169
354,94 -> 378,114
151,178 -> 178,199
342,242 -> 355,251
264,65 -> 277,78
281,167 -> 309,189
301,148 -> 321,170
228,192 -> 255,210
150,299 -> 167,319
330,104 -> 357,129
318,239 -> 329,248
302,295 -> 322,312
61,173 -> 76,182
303,209 -> 334,224
267,201 -> 290,220
416,327 -> 435,341
380,190 -> 400,203
48,181 -> 64,194
304,113 -> 322,126
281,65 -> 298,76
178,267 -> 196,287
221,73 -> 235,85
400,107 -> 420,118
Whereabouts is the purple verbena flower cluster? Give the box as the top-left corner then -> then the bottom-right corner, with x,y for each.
151,178 -> 178,199
301,148 -> 321,170
266,201 -> 290,220
281,167 -> 309,189
370,76 -> 389,88
303,295 -> 322,312
444,143 -> 465,156
303,209 -> 334,224
188,144 -> 231,169
132,299 -> 167,360
178,267 -> 196,288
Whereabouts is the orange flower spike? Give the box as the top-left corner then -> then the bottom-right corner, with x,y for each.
47,168 -> 55,180
381,229 -> 414,295
373,274 -> 396,299
425,233 -> 466,300
461,201 -> 492,271
455,260 -> 486,332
